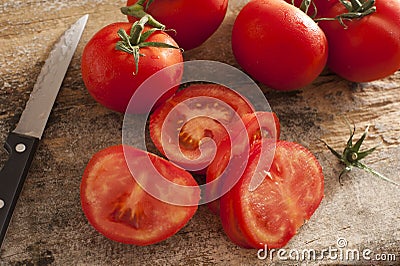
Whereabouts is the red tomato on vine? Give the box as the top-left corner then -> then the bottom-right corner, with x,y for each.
232,0 -> 328,91
81,19 -> 183,113
123,0 -> 228,51
315,0 -> 400,82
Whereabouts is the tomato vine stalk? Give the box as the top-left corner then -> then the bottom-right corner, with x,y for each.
316,0 -> 376,27
292,0 -> 318,17
294,0 -> 377,27
121,0 -> 165,30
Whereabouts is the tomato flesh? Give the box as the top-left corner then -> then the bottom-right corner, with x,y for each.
150,83 -> 255,172
220,140 -> 324,249
206,112 -> 281,214
80,145 -> 200,245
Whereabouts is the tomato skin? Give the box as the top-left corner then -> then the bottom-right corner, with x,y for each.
317,0 -> 400,82
149,83 -> 255,173
219,185 -> 253,248
232,0 -> 328,91
126,0 -> 228,51
80,145 -> 200,246
81,22 -> 183,113
220,140 -> 324,249
206,112 -> 281,215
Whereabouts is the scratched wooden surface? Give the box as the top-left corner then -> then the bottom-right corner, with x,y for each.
0,0 -> 399,265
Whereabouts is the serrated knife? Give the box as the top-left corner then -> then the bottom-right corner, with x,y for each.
0,14 -> 88,247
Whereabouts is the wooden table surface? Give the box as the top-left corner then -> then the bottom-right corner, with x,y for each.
0,0 -> 399,265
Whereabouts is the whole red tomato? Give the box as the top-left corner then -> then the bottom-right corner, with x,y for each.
125,0 -> 228,51
316,0 -> 400,82
232,0 -> 328,91
81,22 -> 183,113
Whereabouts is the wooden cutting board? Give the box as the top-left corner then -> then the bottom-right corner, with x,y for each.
0,0 -> 399,264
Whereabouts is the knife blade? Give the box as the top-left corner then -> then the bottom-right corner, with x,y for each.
0,14 -> 89,247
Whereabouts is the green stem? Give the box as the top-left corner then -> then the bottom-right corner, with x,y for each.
356,162 -> 400,186
121,0 -> 165,30
314,0 -> 376,28
355,0 -> 363,6
131,16 -> 149,45
300,0 -> 311,14
351,0 -> 363,10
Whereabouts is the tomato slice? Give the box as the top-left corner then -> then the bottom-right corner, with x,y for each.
150,83 -> 255,172
80,145 -> 200,246
220,140 -> 324,249
206,112 -> 280,215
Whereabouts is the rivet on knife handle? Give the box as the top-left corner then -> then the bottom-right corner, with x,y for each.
0,133 -> 39,246
0,14 -> 88,248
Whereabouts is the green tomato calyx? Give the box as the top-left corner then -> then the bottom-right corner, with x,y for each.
115,15 -> 181,75
321,123 -> 399,186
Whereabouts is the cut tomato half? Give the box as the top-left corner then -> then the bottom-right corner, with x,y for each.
220,140 -> 324,249
150,83 -> 255,173
80,145 -> 200,246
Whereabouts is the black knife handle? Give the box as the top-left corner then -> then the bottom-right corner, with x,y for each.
0,132 -> 39,247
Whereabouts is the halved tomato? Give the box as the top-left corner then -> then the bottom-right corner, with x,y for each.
206,111 -> 281,214
80,145 -> 200,246
149,83 -> 255,173
220,140 -> 324,249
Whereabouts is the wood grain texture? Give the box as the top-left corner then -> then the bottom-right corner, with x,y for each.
1,0 -> 399,265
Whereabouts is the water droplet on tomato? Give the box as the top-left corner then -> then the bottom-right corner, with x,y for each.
151,55 -> 161,59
